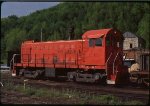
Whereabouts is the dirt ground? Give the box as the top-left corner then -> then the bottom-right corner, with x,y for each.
0,71 -> 148,105
0,72 -> 67,104
1,90 -> 47,104
1,89 -> 82,104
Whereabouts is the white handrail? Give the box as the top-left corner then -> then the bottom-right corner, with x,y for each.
10,54 -> 20,71
105,52 -> 112,75
0,82 -> 3,87
113,52 -> 119,74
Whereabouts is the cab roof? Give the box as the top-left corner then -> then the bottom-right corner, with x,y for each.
82,28 -> 122,39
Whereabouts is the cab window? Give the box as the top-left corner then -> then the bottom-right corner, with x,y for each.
89,37 -> 103,47
95,38 -> 102,46
89,38 -> 95,47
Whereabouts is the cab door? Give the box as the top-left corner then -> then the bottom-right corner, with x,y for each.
84,37 -> 105,65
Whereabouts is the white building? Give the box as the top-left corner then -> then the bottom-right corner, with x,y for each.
123,32 -> 146,50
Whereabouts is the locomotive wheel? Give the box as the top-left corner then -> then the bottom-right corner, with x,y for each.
33,71 -> 39,79
101,76 -> 107,85
93,73 -> 100,81
33,70 -> 45,79
137,78 -> 142,84
67,72 -> 77,81
143,78 -> 149,87
19,69 -> 25,76
93,73 -> 106,84
72,76 -> 76,82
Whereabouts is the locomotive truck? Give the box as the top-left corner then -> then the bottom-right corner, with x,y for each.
10,28 -> 129,85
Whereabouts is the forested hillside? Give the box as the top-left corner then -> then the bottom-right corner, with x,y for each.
1,2 -> 149,62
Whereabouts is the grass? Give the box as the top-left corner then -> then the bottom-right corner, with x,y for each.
2,79 -> 145,105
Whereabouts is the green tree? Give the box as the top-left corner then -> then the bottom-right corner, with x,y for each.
1,2 -> 150,51
137,13 -> 150,48
4,28 -> 27,51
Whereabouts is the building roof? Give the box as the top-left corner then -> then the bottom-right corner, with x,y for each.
123,32 -> 137,38
123,32 -> 145,42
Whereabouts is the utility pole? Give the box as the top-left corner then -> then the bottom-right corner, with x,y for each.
41,28 -> 42,42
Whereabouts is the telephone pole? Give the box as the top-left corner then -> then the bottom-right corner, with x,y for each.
41,28 -> 42,42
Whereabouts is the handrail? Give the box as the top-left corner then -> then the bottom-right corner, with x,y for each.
123,53 -> 127,60
105,52 -> 112,75
10,54 -> 20,71
113,52 -> 119,74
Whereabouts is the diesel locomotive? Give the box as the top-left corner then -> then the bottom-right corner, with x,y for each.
10,28 -> 129,85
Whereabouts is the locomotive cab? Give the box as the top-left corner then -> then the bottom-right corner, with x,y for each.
82,28 -> 129,84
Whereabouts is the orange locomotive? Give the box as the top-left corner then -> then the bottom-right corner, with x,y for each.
10,28 -> 129,85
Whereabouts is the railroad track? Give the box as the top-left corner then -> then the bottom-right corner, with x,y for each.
1,75 -> 149,104
36,80 -> 149,103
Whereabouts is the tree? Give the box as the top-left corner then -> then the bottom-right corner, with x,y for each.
1,2 -> 150,52
4,28 -> 27,51
1,15 -> 18,38
137,13 -> 150,48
